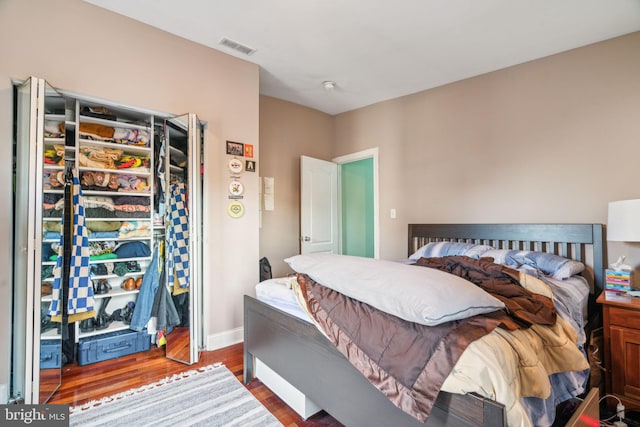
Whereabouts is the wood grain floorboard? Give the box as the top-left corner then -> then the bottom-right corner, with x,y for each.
48,343 -> 343,427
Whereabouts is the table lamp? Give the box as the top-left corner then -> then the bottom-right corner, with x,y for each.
608,199 -> 640,290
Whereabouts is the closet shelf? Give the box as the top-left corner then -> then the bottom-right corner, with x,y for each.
41,274 -> 149,284
80,114 -> 150,131
78,138 -> 151,155
93,288 -> 140,299
82,189 -> 151,197
42,255 -> 151,266
85,217 -> 152,222
45,114 -> 65,121
78,321 -> 131,338
89,255 -> 152,264
78,166 -> 151,177
44,137 -> 65,144
42,236 -> 153,244
88,236 -> 153,243
41,329 -> 61,339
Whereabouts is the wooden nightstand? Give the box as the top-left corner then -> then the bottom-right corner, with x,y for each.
597,291 -> 640,409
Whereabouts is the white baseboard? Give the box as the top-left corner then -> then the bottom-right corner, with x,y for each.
0,383 -> 7,404
205,326 -> 244,351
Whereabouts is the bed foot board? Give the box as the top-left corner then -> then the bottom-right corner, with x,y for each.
243,304 -> 254,385
244,295 -> 505,427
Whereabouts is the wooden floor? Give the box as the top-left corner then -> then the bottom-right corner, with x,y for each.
48,343 -> 343,427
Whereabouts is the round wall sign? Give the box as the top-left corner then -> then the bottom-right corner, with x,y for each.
228,158 -> 244,174
227,200 -> 244,218
229,181 -> 244,196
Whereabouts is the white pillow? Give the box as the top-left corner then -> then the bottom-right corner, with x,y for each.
285,253 -> 504,326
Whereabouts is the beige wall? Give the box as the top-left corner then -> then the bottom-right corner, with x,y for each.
333,32 -> 640,264
1,0 -> 260,396
333,99 -> 408,260
259,96 -> 333,276
260,32 -> 640,270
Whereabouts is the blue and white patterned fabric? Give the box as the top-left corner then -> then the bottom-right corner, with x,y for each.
167,182 -> 189,290
409,242 -> 493,261
482,249 -> 585,280
49,175 -> 96,322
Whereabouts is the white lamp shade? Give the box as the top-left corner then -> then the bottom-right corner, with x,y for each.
608,199 -> 640,241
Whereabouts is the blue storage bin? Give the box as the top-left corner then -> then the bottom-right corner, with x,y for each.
40,339 -> 62,369
77,329 -> 151,366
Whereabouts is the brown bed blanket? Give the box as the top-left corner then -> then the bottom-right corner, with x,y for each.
295,256 -> 560,422
415,256 -> 557,330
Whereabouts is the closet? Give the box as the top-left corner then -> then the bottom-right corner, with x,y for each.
12,77 -> 204,404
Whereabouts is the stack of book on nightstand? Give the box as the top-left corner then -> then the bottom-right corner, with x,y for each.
606,269 -> 631,292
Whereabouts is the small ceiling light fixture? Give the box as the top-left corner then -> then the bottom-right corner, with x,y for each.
322,80 -> 336,90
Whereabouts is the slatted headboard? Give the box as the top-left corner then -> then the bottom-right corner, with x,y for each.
408,223 -> 606,297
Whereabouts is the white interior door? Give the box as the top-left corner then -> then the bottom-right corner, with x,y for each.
300,156 -> 338,254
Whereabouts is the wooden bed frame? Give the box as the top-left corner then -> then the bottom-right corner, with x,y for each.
244,223 -> 605,427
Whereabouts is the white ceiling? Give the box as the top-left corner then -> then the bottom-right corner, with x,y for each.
85,0 -> 640,115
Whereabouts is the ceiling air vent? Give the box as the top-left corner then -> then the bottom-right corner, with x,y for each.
219,37 -> 256,56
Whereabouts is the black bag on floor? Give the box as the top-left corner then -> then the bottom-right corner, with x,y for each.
259,257 -> 272,282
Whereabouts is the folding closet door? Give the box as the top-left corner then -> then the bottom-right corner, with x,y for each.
13,80 -> 204,403
13,77 -> 65,404
161,114 -> 203,365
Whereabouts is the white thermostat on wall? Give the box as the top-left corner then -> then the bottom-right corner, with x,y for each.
228,158 -> 244,174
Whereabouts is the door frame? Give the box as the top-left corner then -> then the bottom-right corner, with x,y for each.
332,148 -> 379,259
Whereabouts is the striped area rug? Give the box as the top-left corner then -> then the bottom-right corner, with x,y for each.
69,363 -> 282,427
